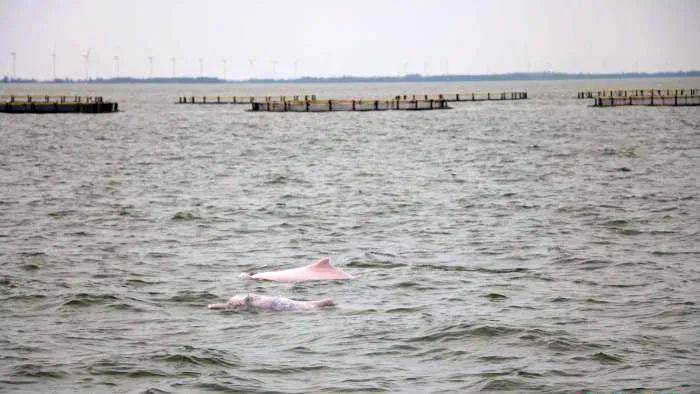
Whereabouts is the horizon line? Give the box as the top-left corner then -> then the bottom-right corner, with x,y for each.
2,70 -> 700,84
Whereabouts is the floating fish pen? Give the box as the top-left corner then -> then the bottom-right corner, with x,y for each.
593,94 -> 700,107
0,95 -> 118,113
577,89 -> 698,99
176,95 -> 318,104
393,91 -> 527,101
250,99 -> 451,112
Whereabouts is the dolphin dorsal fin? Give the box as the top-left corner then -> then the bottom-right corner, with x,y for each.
308,257 -> 331,269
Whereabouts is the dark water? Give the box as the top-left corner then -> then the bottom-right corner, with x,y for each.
1,79 -> 699,393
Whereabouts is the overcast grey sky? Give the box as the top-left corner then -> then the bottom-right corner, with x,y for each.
1,0 -> 699,79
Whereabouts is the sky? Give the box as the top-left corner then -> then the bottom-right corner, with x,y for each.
1,0 -> 699,80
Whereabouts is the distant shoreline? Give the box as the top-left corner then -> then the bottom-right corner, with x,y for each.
2,71 -> 699,84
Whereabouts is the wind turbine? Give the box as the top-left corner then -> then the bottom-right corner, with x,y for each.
113,55 -> 119,78
198,57 -> 203,77
222,58 -> 228,80
147,56 -> 154,78
11,51 -> 16,80
293,60 -> 299,79
50,44 -> 56,80
271,60 -> 278,79
171,57 -> 177,78
83,49 -> 91,80
248,59 -> 255,79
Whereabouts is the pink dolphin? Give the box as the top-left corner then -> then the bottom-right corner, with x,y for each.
241,257 -> 354,282
208,293 -> 334,311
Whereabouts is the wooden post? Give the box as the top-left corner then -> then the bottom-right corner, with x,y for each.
328,100 -> 332,111
305,100 -> 310,112
352,100 -> 356,111
374,100 -> 378,110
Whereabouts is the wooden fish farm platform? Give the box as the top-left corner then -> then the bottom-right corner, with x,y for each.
176,91 -> 526,112
176,95 -> 318,104
593,94 -> 700,107
251,99 -> 451,112
577,89 -> 698,99
177,91 -> 527,105
0,95 -> 118,113
394,91 -> 527,102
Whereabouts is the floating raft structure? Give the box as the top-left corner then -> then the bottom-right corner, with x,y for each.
248,92 -> 527,112
250,99 -> 452,112
176,95 -> 318,104
394,91 -> 527,101
593,94 -> 700,107
0,95 -> 118,113
177,91 -> 527,106
577,88 -> 698,99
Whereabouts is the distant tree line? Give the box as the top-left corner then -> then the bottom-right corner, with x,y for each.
2,71 -> 699,84
1,76 -> 38,83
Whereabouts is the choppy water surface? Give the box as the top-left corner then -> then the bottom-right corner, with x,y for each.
1,79 -> 699,393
